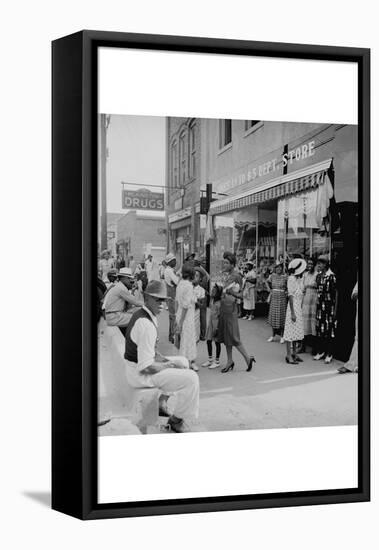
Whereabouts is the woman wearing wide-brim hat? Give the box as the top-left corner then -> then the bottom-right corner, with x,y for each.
283,258 -> 307,364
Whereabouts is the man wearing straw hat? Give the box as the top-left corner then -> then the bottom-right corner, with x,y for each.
124,280 -> 200,433
104,267 -> 144,330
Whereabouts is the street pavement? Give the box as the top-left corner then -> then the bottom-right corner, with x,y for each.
99,308 -> 357,435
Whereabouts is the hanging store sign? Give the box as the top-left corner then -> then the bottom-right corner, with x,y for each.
122,188 -> 164,210
214,140 -> 315,194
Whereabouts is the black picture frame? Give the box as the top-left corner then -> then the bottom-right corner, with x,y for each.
52,30 -> 370,520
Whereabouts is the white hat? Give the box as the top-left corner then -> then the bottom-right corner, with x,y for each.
165,252 -> 176,263
288,258 -> 307,276
118,267 -> 133,278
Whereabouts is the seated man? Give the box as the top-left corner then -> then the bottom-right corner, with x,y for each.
124,280 -> 200,433
104,267 -> 144,331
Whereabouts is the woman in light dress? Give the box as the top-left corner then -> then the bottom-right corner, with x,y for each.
175,264 -> 198,371
283,259 -> 306,364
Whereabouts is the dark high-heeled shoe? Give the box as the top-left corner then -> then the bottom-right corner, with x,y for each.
221,362 -> 234,373
246,356 -> 256,372
285,356 -> 298,365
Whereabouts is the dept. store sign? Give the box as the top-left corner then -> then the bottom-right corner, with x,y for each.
122,188 -> 164,210
214,140 -> 315,194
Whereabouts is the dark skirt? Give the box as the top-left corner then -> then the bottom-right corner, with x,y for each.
268,290 -> 287,329
217,297 -> 241,347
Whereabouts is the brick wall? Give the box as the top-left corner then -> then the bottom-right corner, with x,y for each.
166,117 -> 203,255
117,211 -> 166,261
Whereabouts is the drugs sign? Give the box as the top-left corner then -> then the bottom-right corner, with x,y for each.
122,188 -> 164,211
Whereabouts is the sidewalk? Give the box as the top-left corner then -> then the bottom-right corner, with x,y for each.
99,310 -> 358,435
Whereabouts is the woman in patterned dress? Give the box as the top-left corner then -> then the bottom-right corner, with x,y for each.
217,251 -> 256,373
283,259 -> 306,364
302,258 -> 318,354
313,255 -> 337,364
267,262 -> 288,343
175,264 -> 198,371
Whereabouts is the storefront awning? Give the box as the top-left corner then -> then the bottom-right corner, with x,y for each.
170,217 -> 192,231
209,158 -> 333,216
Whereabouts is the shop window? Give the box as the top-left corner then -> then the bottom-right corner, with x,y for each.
219,119 -> 232,149
233,206 -> 259,263
210,214 -> 235,281
277,190 -> 331,261
255,205 -> 277,268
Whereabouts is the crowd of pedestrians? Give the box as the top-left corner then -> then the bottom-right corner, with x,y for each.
97,251 -> 200,433
233,253 -> 357,372
97,247 -> 358,431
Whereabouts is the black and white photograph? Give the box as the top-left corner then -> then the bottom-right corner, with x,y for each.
97,115 -> 359,437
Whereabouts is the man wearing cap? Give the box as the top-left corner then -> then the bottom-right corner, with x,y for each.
124,280 -> 200,433
104,267 -> 144,331
164,253 -> 179,343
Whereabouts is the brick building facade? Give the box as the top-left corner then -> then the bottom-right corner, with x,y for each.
166,117 -> 203,265
116,210 -> 166,264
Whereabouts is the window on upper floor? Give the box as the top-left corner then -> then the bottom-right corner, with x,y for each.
245,120 -> 261,132
171,140 -> 178,188
189,123 -> 196,179
219,119 -> 232,149
179,131 -> 188,185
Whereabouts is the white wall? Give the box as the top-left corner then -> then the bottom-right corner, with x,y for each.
1,1 -> 377,549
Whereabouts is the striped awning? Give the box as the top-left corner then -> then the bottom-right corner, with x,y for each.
209,159 -> 332,216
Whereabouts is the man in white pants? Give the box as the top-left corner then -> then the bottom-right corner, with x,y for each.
124,280 -> 200,433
